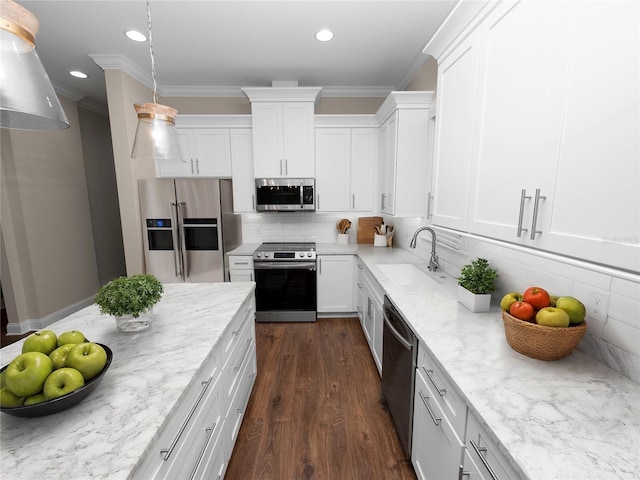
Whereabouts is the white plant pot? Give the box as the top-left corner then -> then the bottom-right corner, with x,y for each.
457,285 -> 492,313
337,233 -> 349,245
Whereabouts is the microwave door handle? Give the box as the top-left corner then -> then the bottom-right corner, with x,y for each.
177,202 -> 188,280
300,184 -> 304,209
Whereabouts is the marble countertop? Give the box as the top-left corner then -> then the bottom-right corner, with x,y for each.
355,245 -> 640,480
0,282 -> 255,480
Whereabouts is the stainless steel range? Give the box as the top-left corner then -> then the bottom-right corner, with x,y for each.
253,242 -> 317,322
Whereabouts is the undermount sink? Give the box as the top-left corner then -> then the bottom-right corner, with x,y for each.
377,263 -> 446,286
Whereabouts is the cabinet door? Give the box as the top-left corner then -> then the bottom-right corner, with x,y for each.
378,113 -> 397,214
466,1 -> 567,241
370,296 -> 383,375
350,128 -> 376,211
317,255 -> 355,313
315,128 -> 351,211
412,370 -> 465,480
536,1 -> 640,271
230,129 -> 255,212
251,103 -> 283,177
282,102 -> 315,177
195,129 -> 232,177
229,271 -> 253,282
431,31 -> 481,230
156,129 -> 194,177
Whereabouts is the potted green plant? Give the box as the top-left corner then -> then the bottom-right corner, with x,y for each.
95,274 -> 163,333
457,258 -> 498,313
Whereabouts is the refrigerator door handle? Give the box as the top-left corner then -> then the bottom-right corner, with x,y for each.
170,202 -> 182,278
177,201 -> 188,280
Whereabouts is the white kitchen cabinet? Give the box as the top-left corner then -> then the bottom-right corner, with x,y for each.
135,294 -> 256,480
428,0 -> 639,271
317,255 -> 355,313
464,410 -> 522,480
375,92 -> 434,217
315,125 -> 377,212
228,255 -> 254,282
356,262 -> 384,374
230,129 -> 255,213
412,368 -> 465,480
429,30 -> 480,230
158,128 -> 232,178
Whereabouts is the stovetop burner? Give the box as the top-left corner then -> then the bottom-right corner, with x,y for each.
253,242 -> 316,261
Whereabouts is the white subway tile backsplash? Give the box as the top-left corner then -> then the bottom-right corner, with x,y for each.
608,293 -> 640,328
602,318 -> 640,357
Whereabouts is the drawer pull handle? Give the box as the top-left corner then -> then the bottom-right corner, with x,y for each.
423,366 -> 446,396
189,422 -> 217,480
234,338 -> 254,373
235,261 -> 250,265
418,390 -> 441,426
458,465 -> 470,480
236,408 -> 243,414
470,439 -> 499,480
160,376 -> 213,461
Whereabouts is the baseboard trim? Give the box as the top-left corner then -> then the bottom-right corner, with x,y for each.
5,296 -> 95,335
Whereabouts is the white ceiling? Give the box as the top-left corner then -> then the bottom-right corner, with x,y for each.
20,1 -> 458,109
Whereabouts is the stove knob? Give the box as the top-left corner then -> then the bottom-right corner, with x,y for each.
298,252 -> 304,258
307,252 -> 312,258
264,253 -> 270,258
255,253 -> 262,259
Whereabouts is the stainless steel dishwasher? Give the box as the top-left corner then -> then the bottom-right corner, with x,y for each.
381,295 -> 418,459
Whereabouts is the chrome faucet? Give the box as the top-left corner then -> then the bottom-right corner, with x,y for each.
410,227 -> 439,271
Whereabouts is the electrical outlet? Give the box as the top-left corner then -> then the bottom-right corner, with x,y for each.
589,290 -> 609,323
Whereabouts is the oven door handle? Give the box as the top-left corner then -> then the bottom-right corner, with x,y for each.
254,262 -> 317,270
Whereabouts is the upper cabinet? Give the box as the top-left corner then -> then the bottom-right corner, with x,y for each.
242,87 -> 321,178
375,92 -> 434,217
426,0 -> 639,272
315,115 -> 378,212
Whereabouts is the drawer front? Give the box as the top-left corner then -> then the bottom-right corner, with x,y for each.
466,410 -> 523,480
223,315 -> 255,403
418,341 -> 466,438
225,347 -> 257,447
219,296 -> 255,360
229,256 -> 254,270
160,373 -> 225,480
191,424 -> 227,480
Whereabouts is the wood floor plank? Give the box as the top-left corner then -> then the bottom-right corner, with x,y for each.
225,318 -> 417,480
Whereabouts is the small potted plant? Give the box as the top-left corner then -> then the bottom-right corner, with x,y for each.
457,258 -> 498,313
95,274 -> 163,333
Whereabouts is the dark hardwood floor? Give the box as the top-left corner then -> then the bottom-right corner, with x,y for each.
0,307 -> 34,348
225,318 -> 417,480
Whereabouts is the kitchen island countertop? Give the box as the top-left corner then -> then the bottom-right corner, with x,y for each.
0,282 -> 255,480
355,244 -> 640,480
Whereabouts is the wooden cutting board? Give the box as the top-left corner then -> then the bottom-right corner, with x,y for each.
357,216 -> 383,244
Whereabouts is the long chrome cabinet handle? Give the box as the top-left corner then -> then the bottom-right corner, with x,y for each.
317,194 -> 320,210
516,189 -> 531,237
470,439 -> 499,480
458,465 -> 470,480
160,376 -> 213,461
177,202 -> 189,279
381,193 -> 386,210
422,366 -> 446,397
189,422 -> 217,480
530,188 -> 546,240
427,192 -> 434,219
170,202 -> 181,278
418,390 -> 442,426
352,194 -> 355,209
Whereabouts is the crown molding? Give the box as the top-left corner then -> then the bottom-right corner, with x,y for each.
90,54 -> 153,90
78,97 -> 109,117
52,80 -> 85,102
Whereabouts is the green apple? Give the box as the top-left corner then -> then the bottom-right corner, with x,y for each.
43,368 -> 85,400
57,330 -> 86,347
0,386 -> 24,407
5,352 -> 54,397
0,369 -> 6,389
49,344 -> 75,370
66,343 -> 107,381
549,295 -> 559,307
500,292 -> 522,312
556,296 -> 586,324
22,330 -> 57,355
24,392 -> 47,406
536,307 -> 570,328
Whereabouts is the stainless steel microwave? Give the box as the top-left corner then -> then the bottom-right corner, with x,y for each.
255,178 -> 315,212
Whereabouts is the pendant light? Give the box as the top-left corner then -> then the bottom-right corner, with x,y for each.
131,0 -> 184,162
0,0 -> 70,130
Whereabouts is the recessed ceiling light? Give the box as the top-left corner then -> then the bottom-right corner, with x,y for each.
315,29 -> 334,42
69,70 -> 88,79
125,30 -> 146,42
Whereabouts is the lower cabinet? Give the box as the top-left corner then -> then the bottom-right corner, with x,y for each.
134,295 -> 256,480
317,255 -> 355,314
412,368 -> 465,480
228,255 -> 254,282
354,260 -> 384,374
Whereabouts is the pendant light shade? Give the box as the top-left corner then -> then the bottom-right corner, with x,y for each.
130,0 -> 184,163
131,102 -> 183,161
0,0 -> 70,130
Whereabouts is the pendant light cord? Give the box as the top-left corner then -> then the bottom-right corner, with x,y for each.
146,0 -> 158,104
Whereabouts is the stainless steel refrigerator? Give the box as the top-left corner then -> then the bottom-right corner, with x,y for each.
138,178 -> 241,283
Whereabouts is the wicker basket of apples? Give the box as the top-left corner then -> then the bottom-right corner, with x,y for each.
500,287 -> 587,361
0,329 -> 112,417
